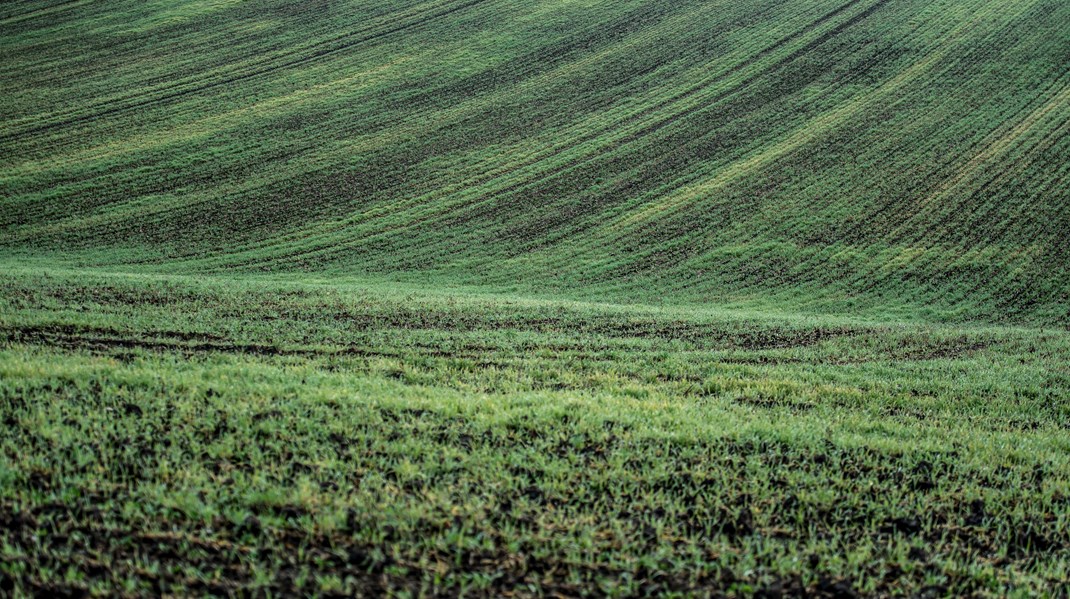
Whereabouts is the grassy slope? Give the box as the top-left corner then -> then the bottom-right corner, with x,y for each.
2,268 -> 1069,596
1,0 -> 1069,323
2,0 -> 1070,596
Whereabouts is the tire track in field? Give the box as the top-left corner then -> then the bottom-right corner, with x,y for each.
0,1 -> 500,239
1,0 -> 470,137
834,62 -> 1070,301
821,0 -> 1057,265
546,0 -> 929,247
560,0 -> 1005,289
0,0 -> 492,143
427,0 -> 897,254
608,0 -> 890,148
614,54 -> 944,229
134,0 -> 885,271
597,0 -> 1009,273
0,0 -> 518,244
922,110 -> 1070,309
0,51 -> 413,234
429,0 -> 890,222
0,0 -> 89,26
1,0 -> 687,182
887,80 -> 1070,242
426,0 -> 895,249
929,110 -> 1070,248
113,0 -> 841,269
217,0 -> 897,272
763,0 -> 1061,296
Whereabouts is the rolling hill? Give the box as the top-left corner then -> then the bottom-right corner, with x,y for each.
2,1 -> 1070,596
2,0 -> 1069,322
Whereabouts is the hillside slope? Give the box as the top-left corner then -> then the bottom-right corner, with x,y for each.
2,0 -> 1069,323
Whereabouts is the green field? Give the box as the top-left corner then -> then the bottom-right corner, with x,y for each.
2,0 -> 1069,596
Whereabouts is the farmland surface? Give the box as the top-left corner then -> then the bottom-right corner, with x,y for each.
2,0 -> 1069,596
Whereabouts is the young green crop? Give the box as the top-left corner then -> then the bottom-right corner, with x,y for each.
1,268 -> 1068,596
2,0 -> 1068,324
2,0 -> 1069,595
